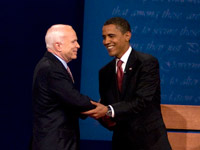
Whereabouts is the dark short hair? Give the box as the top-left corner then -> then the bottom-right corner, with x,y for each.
104,17 -> 131,34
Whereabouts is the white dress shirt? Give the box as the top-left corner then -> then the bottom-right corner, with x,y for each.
109,46 -> 132,118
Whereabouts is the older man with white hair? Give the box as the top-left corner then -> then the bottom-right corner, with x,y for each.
31,24 -> 96,150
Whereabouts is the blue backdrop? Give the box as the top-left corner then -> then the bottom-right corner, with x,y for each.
80,0 -> 200,141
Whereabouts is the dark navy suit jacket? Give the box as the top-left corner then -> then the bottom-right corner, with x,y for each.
99,49 -> 171,150
32,51 -> 95,150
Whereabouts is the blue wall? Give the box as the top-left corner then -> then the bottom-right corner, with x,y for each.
80,0 -> 200,142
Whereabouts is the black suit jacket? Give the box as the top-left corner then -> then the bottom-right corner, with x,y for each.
32,52 -> 95,150
99,49 -> 171,150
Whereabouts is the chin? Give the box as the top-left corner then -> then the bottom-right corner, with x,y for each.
73,56 -> 77,59
108,52 -> 115,57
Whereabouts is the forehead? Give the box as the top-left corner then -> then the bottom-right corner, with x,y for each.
64,29 -> 77,40
102,24 -> 122,35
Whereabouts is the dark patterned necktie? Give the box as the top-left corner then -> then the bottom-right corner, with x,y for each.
117,60 -> 123,92
67,66 -> 74,83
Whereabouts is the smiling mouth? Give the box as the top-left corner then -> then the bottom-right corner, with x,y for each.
106,45 -> 114,50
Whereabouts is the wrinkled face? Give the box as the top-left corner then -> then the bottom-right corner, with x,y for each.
60,29 -> 80,62
102,24 -> 131,58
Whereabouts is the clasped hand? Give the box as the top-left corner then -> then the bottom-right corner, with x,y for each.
81,101 -> 108,119
82,101 -> 116,127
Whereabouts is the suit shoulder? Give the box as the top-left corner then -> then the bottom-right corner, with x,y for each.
35,57 -> 52,72
135,50 -> 158,63
34,56 -> 62,79
99,59 -> 115,74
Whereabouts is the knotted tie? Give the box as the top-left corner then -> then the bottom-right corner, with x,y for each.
67,66 -> 74,83
117,60 -> 123,92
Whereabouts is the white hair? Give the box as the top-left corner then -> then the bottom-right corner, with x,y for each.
45,24 -> 72,50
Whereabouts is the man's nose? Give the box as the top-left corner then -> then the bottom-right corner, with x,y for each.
103,37 -> 110,45
76,42 -> 80,48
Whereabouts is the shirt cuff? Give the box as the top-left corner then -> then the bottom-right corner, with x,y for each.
108,105 -> 115,118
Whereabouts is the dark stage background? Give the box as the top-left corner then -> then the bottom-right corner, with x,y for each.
0,0 -> 85,149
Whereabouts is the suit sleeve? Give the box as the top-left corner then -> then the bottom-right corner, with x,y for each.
111,58 -> 161,121
47,69 -> 95,112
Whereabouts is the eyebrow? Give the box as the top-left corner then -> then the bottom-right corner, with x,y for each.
102,33 -> 115,36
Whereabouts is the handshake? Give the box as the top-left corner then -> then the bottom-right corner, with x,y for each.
81,101 -> 116,128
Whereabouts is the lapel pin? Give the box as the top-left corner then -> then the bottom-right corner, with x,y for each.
129,67 -> 132,71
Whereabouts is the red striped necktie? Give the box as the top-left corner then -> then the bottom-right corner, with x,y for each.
117,60 -> 123,92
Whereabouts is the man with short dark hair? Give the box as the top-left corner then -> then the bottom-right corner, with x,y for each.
83,17 -> 171,150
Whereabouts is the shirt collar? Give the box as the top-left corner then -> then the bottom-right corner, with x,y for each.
120,46 -> 132,64
51,53 -> 68,69
116,46 -> 132,70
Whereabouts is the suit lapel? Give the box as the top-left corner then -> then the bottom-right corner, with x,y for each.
121,50 -> 139,98
44,52 -> 74,83
106,59 -> 121,103
111,60 -> 120,101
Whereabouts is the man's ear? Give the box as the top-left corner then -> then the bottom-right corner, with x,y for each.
54,42 -> 62,52
125,31 -> 131,42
